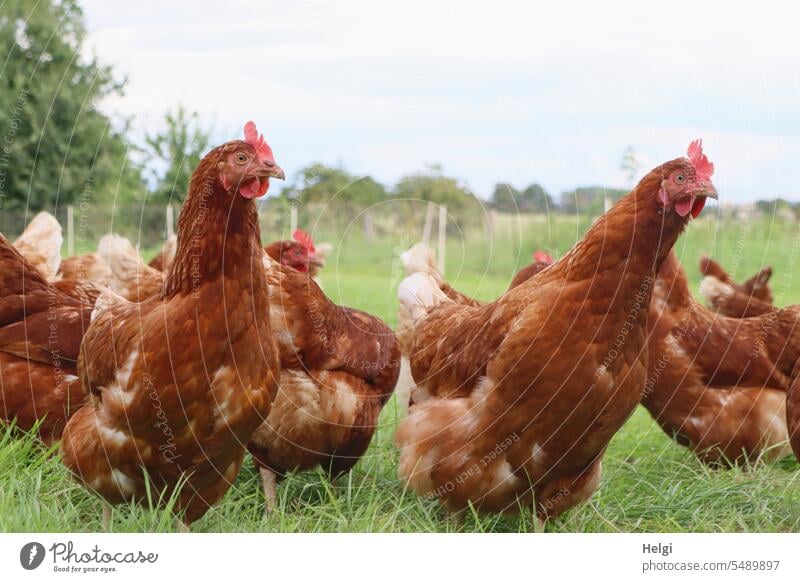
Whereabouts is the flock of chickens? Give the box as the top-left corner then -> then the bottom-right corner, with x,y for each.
1,122 -> 799,530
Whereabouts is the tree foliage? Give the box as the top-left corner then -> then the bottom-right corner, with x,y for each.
391,165 -> 484,230
144,106 -> 210,203
0,0 -> 143,212
559,186 -> 628,215
280,163 -> 387,206
491,182 -> 553,213
394,164 -> 481,213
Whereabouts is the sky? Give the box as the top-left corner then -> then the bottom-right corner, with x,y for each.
81,0 -> 800,204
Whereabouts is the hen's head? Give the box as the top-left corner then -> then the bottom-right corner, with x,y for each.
264,230 -> 322,272
217,121 -> 285,199
656,140 -> 718,220
532,250 -> 554,265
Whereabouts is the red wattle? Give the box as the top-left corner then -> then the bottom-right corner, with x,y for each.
239,178 -> 269,199
691,196 -> 706,218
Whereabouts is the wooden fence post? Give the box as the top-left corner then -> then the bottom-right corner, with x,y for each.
166,204 -> 175,238
66,205 -> 74,256
438,204 -> 447,276
485,209 -> 496,241
363,210 -> 375,241
422,202 -> 435,245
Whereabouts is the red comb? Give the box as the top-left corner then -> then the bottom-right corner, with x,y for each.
687,139 -> 714,182
243,121 -> 274,163
292,229 -> 315,253
533,251 -> 553,264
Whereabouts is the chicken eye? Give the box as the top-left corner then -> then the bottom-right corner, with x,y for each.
235,153 -> 248,164
674,173 -> 686,184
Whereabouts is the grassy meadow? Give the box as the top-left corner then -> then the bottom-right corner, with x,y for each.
2,210 -> 800,532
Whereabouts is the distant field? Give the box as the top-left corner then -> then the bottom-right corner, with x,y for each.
2,211 -> 800,532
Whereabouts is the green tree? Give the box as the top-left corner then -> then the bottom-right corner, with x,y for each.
519,183 -> 553,213
144,106 -> 210,203
393,164 -> 483,229
0,0 -> 144,212
394,165 -> 481,211
560,186 -> 627,215
281,163 -> 387,207
491,182 -> 553,213
490,182 -> 521,212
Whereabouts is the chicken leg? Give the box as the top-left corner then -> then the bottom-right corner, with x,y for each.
259,466 -> 278,513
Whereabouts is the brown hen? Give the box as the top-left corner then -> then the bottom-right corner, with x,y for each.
395,141 -> 718,522
643,252 -> 796,465
698,256 -> 774,317
248,255 -> 399,510
60,122 -> 284,526
0,235 -> 92,443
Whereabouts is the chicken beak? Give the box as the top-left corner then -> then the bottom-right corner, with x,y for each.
308,253 -> 323,267
254,161 -> 285,181
268,164 -> 286,181
694,180 -> 718,200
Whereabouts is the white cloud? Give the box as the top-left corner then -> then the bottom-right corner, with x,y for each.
81,0 -> 800,202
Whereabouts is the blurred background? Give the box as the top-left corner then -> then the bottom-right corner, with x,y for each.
1,0 -> 799,320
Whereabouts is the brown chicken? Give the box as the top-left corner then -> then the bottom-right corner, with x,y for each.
699,256 -> 773,302
699,271 -> 774,318
60,122 -> 284,527
508,250 -> 555,289
642,252 -> 795,465
789,369 -> 800,462
59,252 -> 112,284
264,229 -> 324,276
0,235 -> 92,443
395,244 -> 553,414
13,211 -> 63,280
395,141 -> 718,522
698,256 -> 774,317
110,230 -> 325,305
248,255 -> 400,510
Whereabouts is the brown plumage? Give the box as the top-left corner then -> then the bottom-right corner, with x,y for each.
52,279 -> 104,307
263,229 -> 324,275
59,252 -> 112,285
698,256 -> 774,317
148,235 -> 177,272
508,251 -> 554,290
99,234 -> 165,302
248,256 -> 399,510
60,125 -> 284,525
0,235 -> 92,443
395,149 -> 717,521
395,243 -> 552,413
789,370 -> 800,463
94,235 -> 394,508
699,275 -> 774,318
642,252 -> 795,465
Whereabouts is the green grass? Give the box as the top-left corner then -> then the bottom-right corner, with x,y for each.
3,212 -> 800,532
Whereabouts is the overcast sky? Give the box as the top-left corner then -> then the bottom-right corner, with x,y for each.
81,0 -> 800,203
